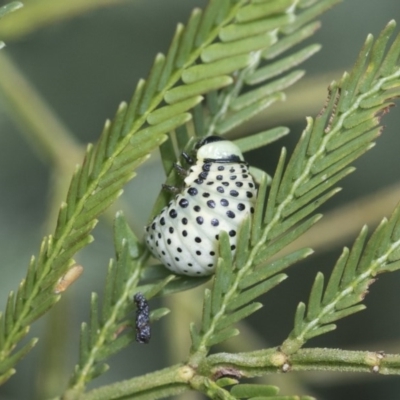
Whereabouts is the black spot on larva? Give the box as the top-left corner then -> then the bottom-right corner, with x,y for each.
229,167 -> 235,173
217,186 -> 224,193
146,226 -> 149,232
249,182 -> 254,188
229,230 -> 236,237
210,251 -> 215,256
194,205 -> 201,212
175,257 -> 180,262
202,163 -> 211,171
218,166 -> 225,171
179,198 -> 189,208
167,239 -> 171,245
169,227 -> 174,234
162,251 -> 166,255
211,218 -> 219,227
237,203 -> 245,211
206,181 -> 214,185
197,271 -> 201,274
182,230 -> 188,237
158,233 -> 161,239
177,247 -> 182,253
155,241 -> 158,247
235,182 -> 243,188
184,270 -> 188,273
167,263 -> 171,266
251,207 -> 255,214
230,175 -> 237,180
230,190 -> 239,197
242,174 -> 249,178
189,168 -> 194,172
220,199 -> 229,207
208,264 -> 213,267
196,216 -> 204,225
202,192 -> 210,198
196,250 -> 202,256
216,175 -> 223,180
188,263 -> 193,267
199,171 -> 208,180
227,210 -> 235,218
151,222 -> 156,230
182,217 -> 188,225
195,237 -> 202,243
246,191 -> 253,198
169,209 -> 177,218
150,235 -> 154,239
188,187 -> 198,196
194,178 -> 204,185
222,182 -> 229,187
215,234 -> 219,240
207,200 -> 216,208
231,245 -> 236,251
160,217 -> 165,225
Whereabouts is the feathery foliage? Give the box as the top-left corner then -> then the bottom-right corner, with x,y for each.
67,212 -> 171,391
64,0 -> 337,389
0,0 -> 337,387
189,19 -> 400,360
2,0 -> 400,399
282,201 -> 400,354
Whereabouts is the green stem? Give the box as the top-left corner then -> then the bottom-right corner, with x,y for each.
77,364 -> 193,400
207,347 -> 400,376
66,347 -> 400,399
67,253 -> 149,393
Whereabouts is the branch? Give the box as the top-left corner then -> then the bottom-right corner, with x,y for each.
207,347 -> 400,377
78,364 -> 192,400
68,347 -> 400,400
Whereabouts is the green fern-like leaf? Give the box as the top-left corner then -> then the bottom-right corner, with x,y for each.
150,0 -> 339,243
67,212 -> 171,391
188,19 -> 400,359
282,201 -> 400,354
3,0 -> 325,381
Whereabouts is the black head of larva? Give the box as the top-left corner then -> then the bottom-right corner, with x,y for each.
195,136 -> 244,163
195,135 -> 226,150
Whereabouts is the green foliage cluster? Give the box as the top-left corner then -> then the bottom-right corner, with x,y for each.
1,0 -> 400,399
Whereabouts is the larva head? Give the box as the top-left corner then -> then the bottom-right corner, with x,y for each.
195,136 -> 244,163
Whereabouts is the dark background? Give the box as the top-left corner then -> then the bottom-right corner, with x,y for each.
0,0 -> 400,399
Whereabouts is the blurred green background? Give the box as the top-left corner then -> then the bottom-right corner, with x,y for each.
0,0 -> 400,399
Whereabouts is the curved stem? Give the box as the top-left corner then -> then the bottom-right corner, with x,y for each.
77,364 -> 193,400
65,347 -> 400,399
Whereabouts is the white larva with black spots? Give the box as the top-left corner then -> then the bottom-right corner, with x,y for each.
145,136 -> 257,276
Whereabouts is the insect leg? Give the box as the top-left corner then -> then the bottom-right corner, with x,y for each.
173,163 -> 188,177
182,152 -> 194,165
162,184 -> 180,194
